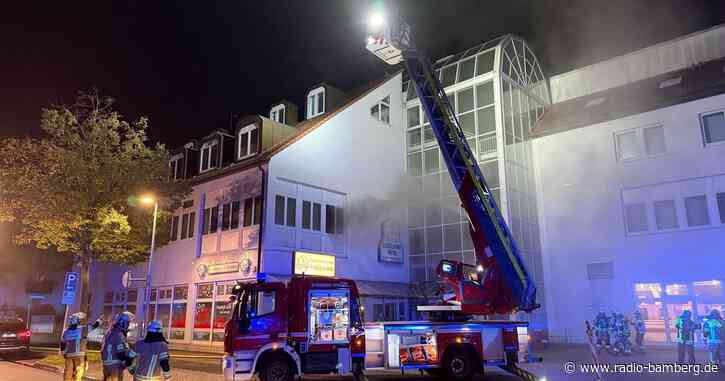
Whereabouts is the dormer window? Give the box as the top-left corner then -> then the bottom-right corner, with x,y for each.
200,140 -> 219,173
238,124 -> 259,160
169,154 -> 184,181
307,86 -> 325,118
270,104 -> 286,124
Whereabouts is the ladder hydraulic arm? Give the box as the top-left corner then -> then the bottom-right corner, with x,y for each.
366,17 -> 538,316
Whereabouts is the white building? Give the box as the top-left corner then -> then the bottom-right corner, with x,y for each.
533,25 -> 725,344
91,74 -> 412,347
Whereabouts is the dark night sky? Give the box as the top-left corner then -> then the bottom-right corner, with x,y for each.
2,0 -> 724,148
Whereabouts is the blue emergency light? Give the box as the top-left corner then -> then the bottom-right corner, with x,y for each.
257,272 -> 267,283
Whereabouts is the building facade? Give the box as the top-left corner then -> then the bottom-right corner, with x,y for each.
533,25 -> 725,344
403,35 -> 550,329
91,74 -> 411,347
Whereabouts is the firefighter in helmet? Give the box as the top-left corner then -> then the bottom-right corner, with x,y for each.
632,310 -> 647,352
674,310 -> 700,364
60,312 -> 103,381
593,311 -> 610,351
101,311 -> 137,381
703,309 -> 723,365
128,320 -> 172,381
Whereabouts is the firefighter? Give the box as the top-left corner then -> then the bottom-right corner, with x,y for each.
617,315 -> 633,355
674,310 -> 700,364
128,320 -> 171,381
702,309 -> 722,365
632,310 -> 646,352
593,312 -> 610,351
60,312 -> 103,381
101,312 -> 137,381
608,313 -> 622,355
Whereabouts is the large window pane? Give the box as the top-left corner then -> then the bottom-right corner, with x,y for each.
480,161 -> 499,188
693,280 -> 722,297
654,200 -> 678,230
410,255 -> 426,281
644,126 -> 666,155
718,192 -> 725,223
441,65 -> 457,87
407,106 -> 420,128
221,203 -> 231,230
459,113 -> 475,137
424,149 -> 439,174
476,82 -> 494,107
302,201 -> 311,229
476,50 -> 494,75
478,134 -> 497,158
426,226 -> 443,253
313,203 -> 322,231
425,200 -> 441,226
407,152 -> 422,177
457,87 -> 474,113
635,283 -> 662,299
685,195 -> 710,226
625,203 -> 648,233
171,302 -> 186,340
409,229 -> 424,255
286,198 -> 296,227
212,301 -> 232,342
423,124 -> 435,144
193,302 -> 212,341
458,57 -> 475,82
443,224 -> 461,252
408,204 -> 424,228
230,202 -> 239,229
243,199 -> 253,227
477,107 -> 496,134
702,112 -> 725,144
407,129 -> 421,148
325,205 -> 335,234
617,131 -> 640,160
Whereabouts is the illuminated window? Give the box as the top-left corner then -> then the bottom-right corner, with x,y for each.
665,284 -> 688,296
307,86 -> 325,118
635,283 -> 662,299
693,280 -> 722,297
371,95 -> 391,124
169,154 -> 184,181
238,124 -> 259,160
270,104 -> 286,124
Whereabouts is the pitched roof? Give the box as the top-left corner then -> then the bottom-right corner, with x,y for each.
532,57 -> 725,138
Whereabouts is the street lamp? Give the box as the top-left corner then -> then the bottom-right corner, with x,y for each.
139,194 -> 158,335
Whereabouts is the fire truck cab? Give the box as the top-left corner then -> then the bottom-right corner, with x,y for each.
223,274 -> 366,381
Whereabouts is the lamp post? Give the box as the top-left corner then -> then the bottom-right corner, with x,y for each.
139,195 -> 158,335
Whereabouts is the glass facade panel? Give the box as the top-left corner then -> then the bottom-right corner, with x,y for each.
458,57 -> 475,82
457,88 -> 474,113
441,65 -> 457,87
477,107 -> 496,134
475,50 -> 494,75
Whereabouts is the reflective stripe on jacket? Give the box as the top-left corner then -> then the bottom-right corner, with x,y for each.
61,327 -> 85,358
132,341 -> 170,381
101,327 -> 130,367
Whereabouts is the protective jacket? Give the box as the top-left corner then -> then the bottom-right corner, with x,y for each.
101,326 -> 135,369
60,321 -> 100,358
675,317 -> 700,345
129,339 -> 171,380
703,318 -> 722,344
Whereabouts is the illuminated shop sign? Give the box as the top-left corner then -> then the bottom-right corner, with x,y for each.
294,251 -> 336,277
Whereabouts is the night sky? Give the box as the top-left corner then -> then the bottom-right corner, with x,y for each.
2,0 -> 724,148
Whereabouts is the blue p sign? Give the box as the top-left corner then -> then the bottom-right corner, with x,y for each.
61,272 -> 80,305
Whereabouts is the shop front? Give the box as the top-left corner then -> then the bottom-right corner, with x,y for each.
634,280 -> 724,345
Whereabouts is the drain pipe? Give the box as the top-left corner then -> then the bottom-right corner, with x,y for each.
256,163 -> 267,275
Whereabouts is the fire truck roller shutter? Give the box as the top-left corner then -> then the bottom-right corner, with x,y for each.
252,342 -> 301,381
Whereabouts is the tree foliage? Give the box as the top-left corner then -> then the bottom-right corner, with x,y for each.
0,90 -> 190,265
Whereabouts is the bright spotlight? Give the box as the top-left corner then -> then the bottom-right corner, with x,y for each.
139,195 -> 156,205
369,12 -> 385,30
476,264 -> 484,272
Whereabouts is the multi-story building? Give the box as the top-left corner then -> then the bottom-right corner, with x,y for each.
403,35 -> 550,331
533,25 -> 725,344
91,74 -> 412,347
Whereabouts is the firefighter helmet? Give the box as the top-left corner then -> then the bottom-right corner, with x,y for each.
69,312 -> 86,325
147,320 -> 164,333
115,311 -> 135,330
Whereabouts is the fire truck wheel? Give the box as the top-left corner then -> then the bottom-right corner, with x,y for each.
442,350 -> 476,381
259,353 -> 295,381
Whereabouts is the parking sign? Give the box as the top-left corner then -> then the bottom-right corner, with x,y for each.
61,272 -> 80,305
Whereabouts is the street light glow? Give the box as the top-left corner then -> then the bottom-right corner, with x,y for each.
139,195 -> 156,205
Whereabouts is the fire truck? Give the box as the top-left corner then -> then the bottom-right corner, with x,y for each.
222,7 -> 543,381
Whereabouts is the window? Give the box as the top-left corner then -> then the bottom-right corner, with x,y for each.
407,152 -> 422,177
424,149 -> 439,174
275,195 -> 297,227
666,284 -> 688,296
441,64 -> 457,88
169,155 -> 183,181
270,104 -> 286,124
407,106 -> 420,128
625,203 -> 648,233
717,192 -> 725,223
307,86 -> 325,118
684,195 -> 710,226
200,141 -> 220,173
654,200 -> 678,230
371,95 -> 391,124
302,201 -> 322,231
170,215 -> 179,241
635,283 -> 662,299
457,57 -> 475,82
238,124 -> 259,160
242,196 -> 262,227
701,111 -> 725,145
616,131 -> 640,160
476,50 -> 495,75
325,205 -> 344,234
221,201 -> 240,231
203,206 -> 219,235
254,291 -> 276,316
616,125 -> 666,161
178,211 -> 195,239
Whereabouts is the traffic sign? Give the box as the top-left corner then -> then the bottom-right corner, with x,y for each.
61,272 -> 80,305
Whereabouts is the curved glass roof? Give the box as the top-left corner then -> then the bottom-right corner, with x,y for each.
405,35 -> 550,106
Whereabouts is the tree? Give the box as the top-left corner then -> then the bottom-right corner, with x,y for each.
0,90 -> 190,324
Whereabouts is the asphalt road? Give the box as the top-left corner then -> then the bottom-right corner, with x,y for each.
0,360 -> 58,381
